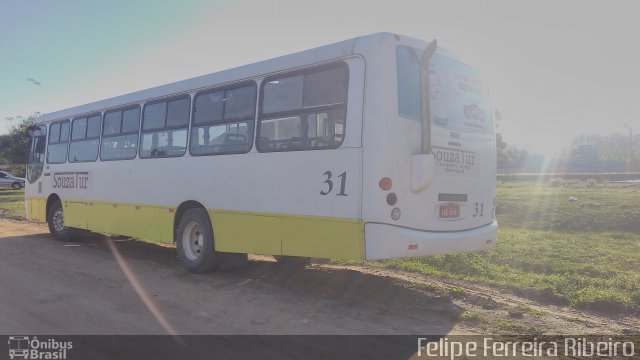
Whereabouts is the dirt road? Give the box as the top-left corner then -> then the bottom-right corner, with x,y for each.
0,219 -> 637,335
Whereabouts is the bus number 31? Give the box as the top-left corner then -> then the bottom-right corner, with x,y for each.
320,171 -> 347,196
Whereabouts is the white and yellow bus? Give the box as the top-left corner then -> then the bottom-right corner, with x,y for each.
24,32 -> 497,273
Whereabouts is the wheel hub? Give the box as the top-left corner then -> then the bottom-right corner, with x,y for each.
182,221 -> 203,261
53,208 -> 65,232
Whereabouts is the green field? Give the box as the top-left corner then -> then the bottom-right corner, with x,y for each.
0,189 -> 25,219
379,181 -> 640,313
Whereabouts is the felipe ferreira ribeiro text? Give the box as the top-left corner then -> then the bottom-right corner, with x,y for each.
417,337 -> 635,358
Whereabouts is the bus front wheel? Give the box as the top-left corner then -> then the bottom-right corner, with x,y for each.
47,200 -> 71,241
176,208 -> 220,273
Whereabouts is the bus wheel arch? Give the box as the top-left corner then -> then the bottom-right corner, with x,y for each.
46,194 -> 62,221
173,201 -> 208,243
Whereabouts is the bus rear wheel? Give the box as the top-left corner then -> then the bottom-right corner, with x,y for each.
47,200 -> 72,241
176,208 -> 220,273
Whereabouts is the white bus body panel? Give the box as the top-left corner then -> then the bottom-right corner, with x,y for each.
365,222 -> 497,260
356,33 -> 497,252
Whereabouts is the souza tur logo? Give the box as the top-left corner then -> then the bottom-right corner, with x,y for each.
52,172 -> 89,190
8,336 -> 72,360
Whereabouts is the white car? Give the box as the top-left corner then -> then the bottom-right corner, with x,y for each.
0,171 -> 25,190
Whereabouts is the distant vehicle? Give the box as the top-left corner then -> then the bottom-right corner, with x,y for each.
24,33 -> 497,273
0,171 -> 25,190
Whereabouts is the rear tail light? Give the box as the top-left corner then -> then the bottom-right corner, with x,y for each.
379,177 -> 392,191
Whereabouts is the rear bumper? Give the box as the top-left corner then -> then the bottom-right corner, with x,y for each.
364,221 -> 497,260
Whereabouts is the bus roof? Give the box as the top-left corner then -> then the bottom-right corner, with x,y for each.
33,32 -> 437,125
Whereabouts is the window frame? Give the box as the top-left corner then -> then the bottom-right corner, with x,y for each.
139,94 -> 191,159
68,113 -> 101,163
46,119 -> 71,164
256,61 -> 349,153
189,81 -> 257,157
100,105 -> 141,161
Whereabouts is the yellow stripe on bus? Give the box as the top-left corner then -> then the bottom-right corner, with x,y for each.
26,197 -> 364,259
211,210 -> 363,259
26,197 -> 47,222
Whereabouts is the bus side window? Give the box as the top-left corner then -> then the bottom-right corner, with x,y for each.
47,120 -> 70,164
257,62 -> 349,152
101,106 -> 140,161
140,97 -> 190,159
68,114 -> 100,162
189,82 -> 256,156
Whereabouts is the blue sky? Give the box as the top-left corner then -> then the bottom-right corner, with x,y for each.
1,0 -> 638,156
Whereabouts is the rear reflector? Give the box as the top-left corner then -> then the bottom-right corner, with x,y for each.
408,244 -> 418,250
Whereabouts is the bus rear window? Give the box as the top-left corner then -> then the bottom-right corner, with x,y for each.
396,47 -> 492,134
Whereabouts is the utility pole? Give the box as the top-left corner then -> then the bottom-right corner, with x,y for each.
623,123 -> 633,172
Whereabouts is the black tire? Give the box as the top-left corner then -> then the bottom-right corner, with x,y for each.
47,200 -> 72,241
273,255 -> 311,267
176,208 -> 220,273
11,182 -> 22,190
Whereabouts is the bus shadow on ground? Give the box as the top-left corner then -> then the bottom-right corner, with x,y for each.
86,234 -> 463,323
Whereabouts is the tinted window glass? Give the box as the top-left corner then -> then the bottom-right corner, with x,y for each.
47,143 -> 68,164
49,123 -> 61,143
101,134 -> 138,160
428,53 -> 492,134
166,97 -> 190,127
194,90 -> 224,124
303,66 -> 348,107
190,122 -> 251,155
72,118 -> 87,140
140,98 -> 189,158
258,62 -> 349,152
87,115 -> 101,138
396,46 -> 421,120
140,129 -> 187,158
69,140 -> 99,162
225,86 -> 256,119
60,121 -> 70,142
27,125 -> 47,182
122,108 -> 140,133
103,111 -> 121,136
143,102 -> 166,130
263,75 -> 303,114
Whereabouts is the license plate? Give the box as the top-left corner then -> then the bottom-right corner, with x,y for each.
439,204 -> 460,218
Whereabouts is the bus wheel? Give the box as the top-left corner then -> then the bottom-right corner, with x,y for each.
11,182 -> 22,190
47,200 -> 71,241
176,208 -> 219,273
273,255 -> 311,267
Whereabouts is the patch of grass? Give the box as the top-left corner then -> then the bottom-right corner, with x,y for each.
384,182 -> 640,313
457,312 -> 485,323
496,181 -> 640,232
0,189 -> 25,219
382,229 -> 640,312
516,305 -> 546,318
448,286 -> 467,299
